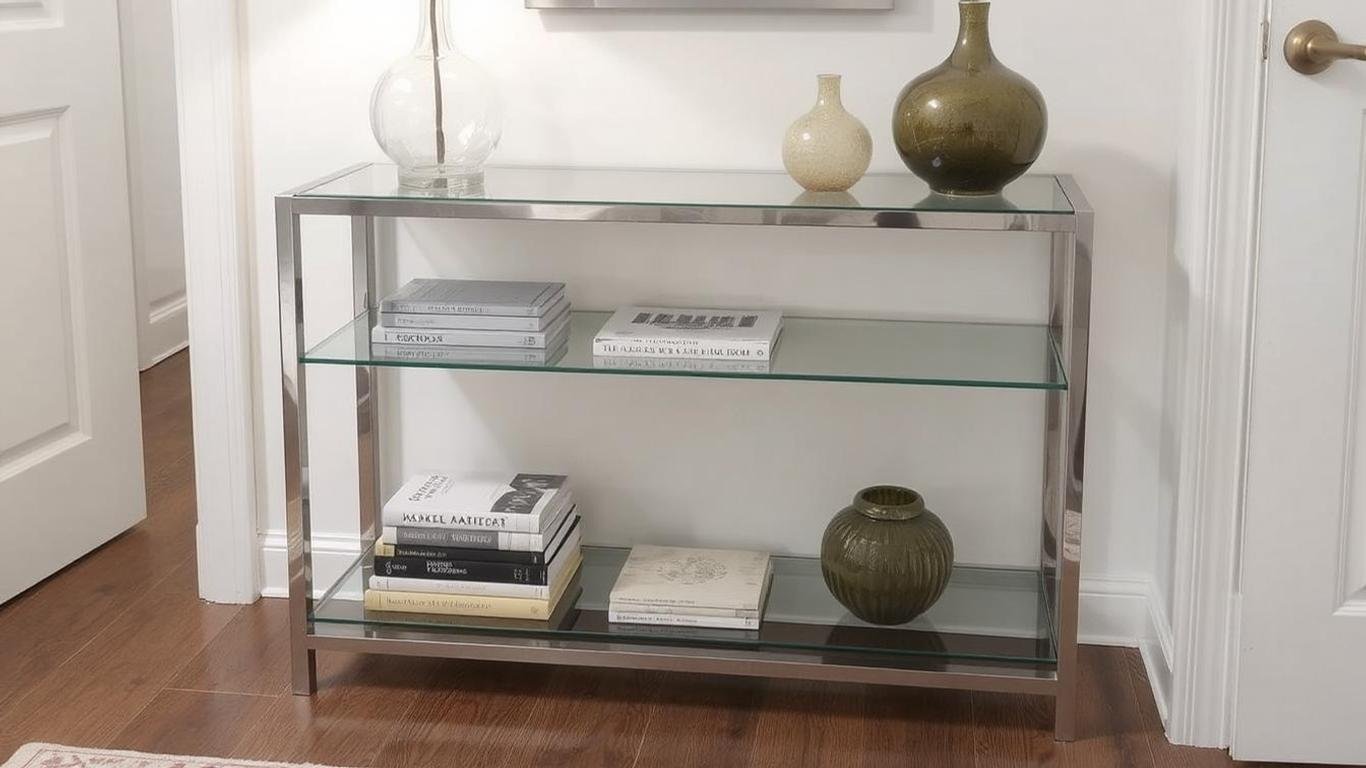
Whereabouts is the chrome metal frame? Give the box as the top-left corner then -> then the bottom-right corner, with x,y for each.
275,168 -> 1093,741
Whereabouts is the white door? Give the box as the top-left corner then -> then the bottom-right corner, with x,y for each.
1234,1 -> 1366,763
0,1 -> 147,602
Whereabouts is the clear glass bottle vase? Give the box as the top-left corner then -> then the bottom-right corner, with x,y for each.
370,0 -> 503,193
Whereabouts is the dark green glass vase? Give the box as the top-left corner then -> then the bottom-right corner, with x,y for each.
820,486 -> 955,625
892,0 -> 1047,196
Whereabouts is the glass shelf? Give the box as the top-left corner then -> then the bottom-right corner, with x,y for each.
303,311 -> 1066,390
290,164 -> 1076,227
313,545 -> 1055,666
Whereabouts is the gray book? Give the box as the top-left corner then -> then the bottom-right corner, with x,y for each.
381,279 -> 566,317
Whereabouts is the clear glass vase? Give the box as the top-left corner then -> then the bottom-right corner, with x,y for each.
370,0 -> 503,193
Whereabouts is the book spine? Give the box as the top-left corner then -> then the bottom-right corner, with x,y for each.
372,326 -> 556,348
370,574 -> 551,599
380,312 -> 546,332
592,339 -> 772,361
605,595 -> 761,611
383,526 -> 551,551
606,602 -> 759,619
380,300 -> 551,317
364,589 -> 552,619
379,543 -> 546,566
608,610 -> 761,631
374,556 -> 549,585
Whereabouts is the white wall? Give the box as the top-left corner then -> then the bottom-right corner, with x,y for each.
119,0 -> 188,370
243,0 -> 1176,641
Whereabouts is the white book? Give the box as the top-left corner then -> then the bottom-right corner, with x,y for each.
609,545 -> 772,611
607,609 -> 760,631
372,313 -> 569,349
593,355 -> 771,375
380,295 -> 570,332
370,526 -> 582,599
381,279 -> 565,317
372,340 -> 568,366
382,473 -> 572,533
593,307 -> 783,361
381,514 -> 573,551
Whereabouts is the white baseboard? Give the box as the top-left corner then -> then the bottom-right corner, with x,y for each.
257,534 -> 1154,646
1140,583 -> 1176,725
259,530 -> 364,599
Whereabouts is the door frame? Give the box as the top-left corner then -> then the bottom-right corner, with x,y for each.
1153,0 -> 1269,748
169,0 -> 1272,746
170,0 -> 259,604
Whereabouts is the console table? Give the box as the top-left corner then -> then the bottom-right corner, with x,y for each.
275,164 -> 1092,740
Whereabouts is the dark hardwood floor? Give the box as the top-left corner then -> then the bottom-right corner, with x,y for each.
0,352 -> 1279,767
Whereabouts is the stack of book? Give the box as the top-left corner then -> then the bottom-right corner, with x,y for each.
592,306 -> 783,371
364,473 -> 582,621
608,545 -> 773,631
372,279 -> 571,365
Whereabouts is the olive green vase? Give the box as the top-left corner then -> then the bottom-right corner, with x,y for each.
892,0 -> 1047,196
820,486 -> 954,625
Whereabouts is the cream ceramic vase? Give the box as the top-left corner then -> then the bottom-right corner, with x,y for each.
783,75 -> 873,193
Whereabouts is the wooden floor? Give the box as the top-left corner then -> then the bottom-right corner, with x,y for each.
0,352 -> 1279,767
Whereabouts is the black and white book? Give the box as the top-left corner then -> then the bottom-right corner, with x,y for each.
369,524 -> 582,599
609,545 -> 773,612
376,511 -> 576,565
593,307 -> 783,361
381,279 -> 566,317
380,295 -> 570,332
372,312 -> 570,349
374,516 -> 580,585
382,473 -> 572,533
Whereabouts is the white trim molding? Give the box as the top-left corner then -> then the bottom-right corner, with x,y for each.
1161,0 -> 1269,748
172,0 -> 261,604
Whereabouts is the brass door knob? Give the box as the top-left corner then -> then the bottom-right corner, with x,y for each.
1285,20 -> 1366,75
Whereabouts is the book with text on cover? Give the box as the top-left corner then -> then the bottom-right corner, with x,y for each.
609,545 -> 772,612
592,307 -> 783,361
381,279 -> 565,317
382,473 -> 572,533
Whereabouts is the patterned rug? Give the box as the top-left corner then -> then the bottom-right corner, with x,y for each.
2,745 -> 348,768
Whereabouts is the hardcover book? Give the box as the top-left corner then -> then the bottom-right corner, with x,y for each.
381,473 -> 571,533
606,609 -> 761,631
381,279 -> 566,317
371,312 -> 570,349
592,307 -> 783,361
364,557 -> 583,620
609,545 -> 773,611
380,295 -> 570,332
371,339 -> 569,366
376,511 -> 577,566
374,516 -> 580,585
370,525 -> 582,599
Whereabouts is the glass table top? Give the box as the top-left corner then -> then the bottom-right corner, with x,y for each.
294,164 -> 1076,217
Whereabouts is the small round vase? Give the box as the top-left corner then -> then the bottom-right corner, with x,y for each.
371,0 -> 503,193
820,486 -> 955,626
783,75 -> 873,193
892,0 -> 1047,196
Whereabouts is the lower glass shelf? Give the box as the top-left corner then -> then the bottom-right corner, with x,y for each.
311,546 -> 1056,667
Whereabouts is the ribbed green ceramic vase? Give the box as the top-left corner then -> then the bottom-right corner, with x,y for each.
892,0 -> 1047,196
820,486 -> 955,626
